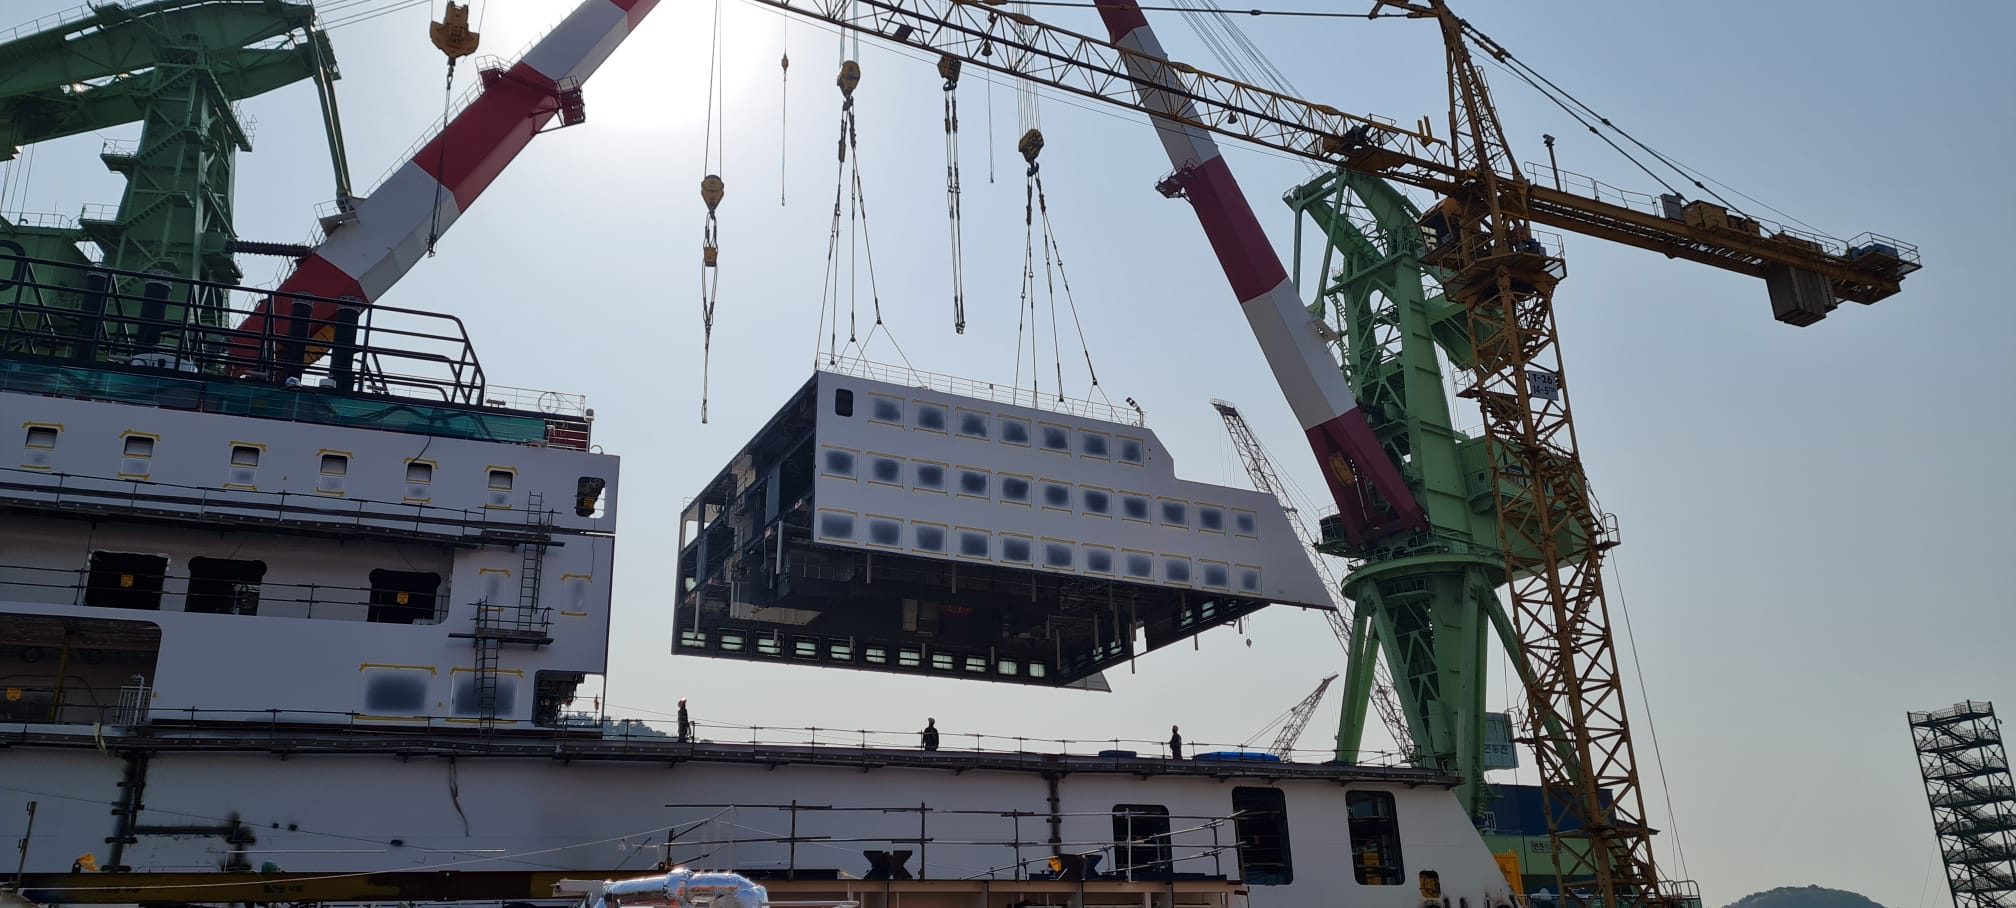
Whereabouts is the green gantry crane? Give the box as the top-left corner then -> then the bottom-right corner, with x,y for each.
0,0 -> 348,349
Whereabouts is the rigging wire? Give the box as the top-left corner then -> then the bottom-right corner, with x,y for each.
813,59 -> 915,372
780,41 -> 790,206
423,1 -> 481,257
1011,130 -> 1110,409
1604,549 -> 1693,883
699,0 -> 727,423
941,55 -> 967,334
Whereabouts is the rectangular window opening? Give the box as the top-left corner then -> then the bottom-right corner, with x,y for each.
488,469 -> 515,491
24,426 -> 57,449
123,435 -> 155,458
1346,790 -> 1403,885
230,444 -> 261,468
1232,787 -> 1293,885
834,388 -> 855,417
368,570 -> 442,625
84,551 -> 169,611
1113,805 -> 1173,876
186,557 -> 266,615
320,453 -> 349,475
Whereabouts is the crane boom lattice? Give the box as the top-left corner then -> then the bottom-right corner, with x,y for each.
1269,674 -> 1339,758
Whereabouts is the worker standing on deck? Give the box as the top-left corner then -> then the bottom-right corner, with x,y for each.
921,718 -> 940,751
678,699 -> 691,741
1168,726 -> 1183,760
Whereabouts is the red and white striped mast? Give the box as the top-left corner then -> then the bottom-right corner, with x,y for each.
233,0 -> 660,356
1091,0 -> 1427,545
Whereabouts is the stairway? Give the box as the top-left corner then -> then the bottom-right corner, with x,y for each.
467,492 -> 554,731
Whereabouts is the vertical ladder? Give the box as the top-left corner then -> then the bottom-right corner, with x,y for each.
469,491 -> 555,732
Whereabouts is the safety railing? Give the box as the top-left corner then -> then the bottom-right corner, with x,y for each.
0,0 -> 125,45
1520,161 -> 1856,259
0,682 -> 150,726
672,718 -> 1409,767
818,357 -> 1146,427
658,800 -> 1248,882
0,466 -> 566,543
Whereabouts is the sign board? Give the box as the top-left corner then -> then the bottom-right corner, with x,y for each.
1526,369 -> 1560,401
1484,711 -> 1519,770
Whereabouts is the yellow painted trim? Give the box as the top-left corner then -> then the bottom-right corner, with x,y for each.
560,573 -> 592,582
314,487 -> 347,498
359,663 -> 438,675
17,463 -> 51,471
478,567 -> 511,576
227,440 -> 269,452
21,421 -> 64,431
559,611 -> 589,618
222,483 -> 258,491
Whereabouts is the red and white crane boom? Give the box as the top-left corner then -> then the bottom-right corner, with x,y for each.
232,0 -> 660,351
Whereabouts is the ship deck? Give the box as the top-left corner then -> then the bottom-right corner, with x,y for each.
3,722 -> 1451,786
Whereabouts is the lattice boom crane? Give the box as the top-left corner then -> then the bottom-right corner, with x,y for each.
744,1 -> 1917,906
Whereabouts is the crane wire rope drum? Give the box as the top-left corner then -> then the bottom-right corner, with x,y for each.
941,55 -> 967,334
425,1 -> 481,257
812,59 -> 914,373
699,0 -> 727,423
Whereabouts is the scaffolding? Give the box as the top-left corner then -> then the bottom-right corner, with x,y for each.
1909,700 -> 2016,908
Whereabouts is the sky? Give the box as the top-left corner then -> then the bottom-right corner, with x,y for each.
5,0 -> 2013,905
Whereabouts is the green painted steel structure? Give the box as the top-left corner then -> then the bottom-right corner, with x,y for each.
1287,169 -> 1595,817
0,0 -> 344,353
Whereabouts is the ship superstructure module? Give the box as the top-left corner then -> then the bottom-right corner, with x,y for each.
0,0 -> 1923,907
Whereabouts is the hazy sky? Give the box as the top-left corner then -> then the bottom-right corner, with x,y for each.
6,0 -> 2011,905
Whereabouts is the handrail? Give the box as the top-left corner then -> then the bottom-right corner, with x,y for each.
818,357 -> 1145,427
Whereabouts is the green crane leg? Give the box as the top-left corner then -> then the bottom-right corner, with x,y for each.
1334,605 -> 1380,762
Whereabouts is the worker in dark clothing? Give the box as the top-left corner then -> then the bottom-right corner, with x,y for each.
677,699 -> 690,742
921,718 -> 940,752
1168,725 -> 1183,760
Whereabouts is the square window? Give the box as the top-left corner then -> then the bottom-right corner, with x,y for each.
123,435 -> 154,458
899,648 -> 922,667
957,409 -> 989,439
913,461 -> 947,492
933,652 -> 956,671
823,447 -> 858,478
1163,556 -> 1192,585
957,529 -> 991,559
957,468 -> 990,499
868,517 -> 903,547
1039,423 -> 1070,452
320,454 -> 349,475
1000,474 -> 1032,505
1084,547 -> 1115,574
488,469 -> 515,491
406,461 -> 434,484
1123,551 -> 1154,580
1030,663 -> 1048,679
721,632 -> 746,652
1233,509 -> 1258,536
1118,436 -> 1145,465
757,637 -> 782,656
1040,481 -> 1072,512
819,511 -> 856,540
870,394 -> 904,424
1002,535 -> 1034,564
1121,494 -> 1150,522
24,426 -> 57,449
834,388 -> 855,417
1198,506 -> 1225,533
964,655 -> 988,673
914,523 -> 948,553
1000,417 -> 1032,446
1160,499 -> 1189,528
1080,431 -> 1110,459
1201,561 -> 1230,589
865,646 -> 888,664
1042,540 -> 1074,569
230,445 -> 260,468
1081,487 -> 1112,516
1237,566 -> 1262,593
998,660 -> 1020,676
913,401 -> 948,433
869,454 -> 903,485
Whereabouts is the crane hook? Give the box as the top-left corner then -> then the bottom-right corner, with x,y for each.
837,60 -> 861,99
701,174 -> 724,267
1017,128 -> 1044,177
937,54 -> 961,91
430,1 -> 481,59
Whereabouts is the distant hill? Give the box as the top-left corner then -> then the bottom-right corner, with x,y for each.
1723,886 -> 1891,908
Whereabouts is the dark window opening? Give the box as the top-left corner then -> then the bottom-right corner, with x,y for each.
363,671 -> 427,713
85,552 -> 168,611
1001,476 -> 1031,502
1043,542 -> 1073,568
958,411 -> 988,438
1083,489 -> 1111,514
368,570 -> 441,624
1232,787 -> 1293,885
1346,791 -> 1403,885
1202,563 -> 1230,588
824,448 -> 857,476
870,456 -> 902,484
123,435 -> 154,457
1124,553 -> 1153,579
835,388 -> 855,417
1113,805 -> 1173,876
1161,501 -> 1188,527
1081,432 -> 1109,458
959,532 -> 990,558
532,671 -> 586,727
488,469 -> 514,491
871,396 -> 903,422
230,445 -> 260,468
321,453 -> 348,475
1086,549 -> 1114,573
1164,558 -> 1191,584
1122,495 -> 1150,521
914,463 -> 946,490
1041,482 -> 1071,509
915,403 -> 948,432
958,470 -> 989,497
25,426 -> 57,449
575,476 -> 608,517
1040,425 -> 1070,451
915,525 -> 947,552
1233,511 -> 1257,535
406,461 -> 434,484
820,512 -> 856,539
1199,507 -> 1225,532
1001,419 -> 1031,445
1002,537 -> 1033,563
1119,437 -> 1144,464
186,557 -> 266,615
868,519 -> 902,546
